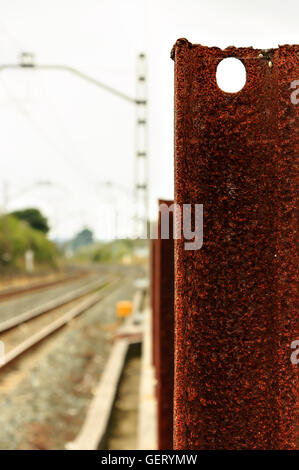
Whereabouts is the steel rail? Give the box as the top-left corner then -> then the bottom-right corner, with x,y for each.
0,275 -> 113,333
0,270 -> 90,301
0,276 -> 120,368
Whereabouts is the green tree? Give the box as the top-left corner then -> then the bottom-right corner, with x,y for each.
11,208 -> 49,234
0,214 -> 57,268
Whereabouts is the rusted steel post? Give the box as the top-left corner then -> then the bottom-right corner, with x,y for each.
172,39 -> 298,450
152,236 -> 161,373
150,237 -> 157,367
154,200 -> 175,449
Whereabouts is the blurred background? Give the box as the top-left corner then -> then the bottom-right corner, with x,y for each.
0,0 -> 297,451
0,0 -> 298,270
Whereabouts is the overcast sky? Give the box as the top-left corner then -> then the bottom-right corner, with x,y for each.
0,0 -> 298,239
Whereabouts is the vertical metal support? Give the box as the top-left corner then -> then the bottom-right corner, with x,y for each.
172,39 -> 298,450
151,202 -> 175,449
134,53 -> 148,237
156,200 -> 175,450
150,235 -> 158,368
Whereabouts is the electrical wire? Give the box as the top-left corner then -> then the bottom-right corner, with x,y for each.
0,74 -> 99,189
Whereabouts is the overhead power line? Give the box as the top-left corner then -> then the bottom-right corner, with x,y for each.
0,52 -> 149,233
0,54 -> 145,105
0,75 -> 97,187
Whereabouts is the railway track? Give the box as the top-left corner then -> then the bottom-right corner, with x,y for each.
0,273 -> 121,369
0,274 -> 113,333
0,269 -> 91,301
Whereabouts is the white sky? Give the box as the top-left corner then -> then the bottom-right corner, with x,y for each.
0,0 -> 298,239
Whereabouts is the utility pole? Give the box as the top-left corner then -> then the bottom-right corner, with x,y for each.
135,53 -> 148,238
0,52 -> 149,238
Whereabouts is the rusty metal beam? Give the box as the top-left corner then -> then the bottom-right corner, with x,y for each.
150,235 -> 158,368
155,200 -> 175,450
172,39 -> 298,450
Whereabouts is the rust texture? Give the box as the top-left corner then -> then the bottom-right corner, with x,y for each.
153,236 -> 160,375
155,200 -> 175,449
172,39 -> 298,449
150,236 -> 157,367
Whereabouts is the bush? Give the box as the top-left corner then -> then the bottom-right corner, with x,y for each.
0,214 -> 57,268
73,238 -> 145,265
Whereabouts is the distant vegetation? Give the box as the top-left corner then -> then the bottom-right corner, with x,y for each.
11,208 -> 50,234
73,238 -> 148,265
0,207 -> 148,273
71,228 -> 94,252
0,213 -> 57,271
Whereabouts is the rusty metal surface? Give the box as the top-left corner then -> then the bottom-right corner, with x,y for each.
150,236 -> 158,369
172,39 -> 298,449
155,200 -> 175,450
